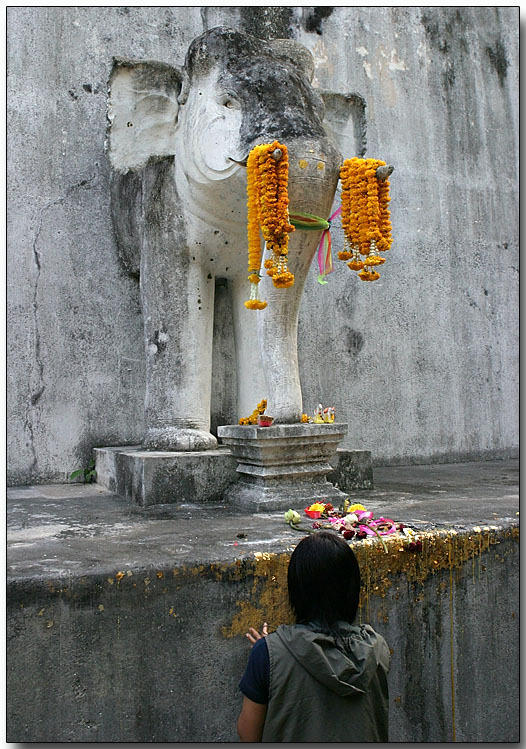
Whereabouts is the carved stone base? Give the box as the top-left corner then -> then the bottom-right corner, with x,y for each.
216,423 -> 349,512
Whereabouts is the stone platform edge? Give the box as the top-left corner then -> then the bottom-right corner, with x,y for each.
6,518 -> 519,743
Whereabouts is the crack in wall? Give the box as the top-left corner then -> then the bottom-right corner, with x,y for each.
25,174 -> 98,473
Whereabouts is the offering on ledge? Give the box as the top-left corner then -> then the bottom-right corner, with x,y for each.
285,500 -> 413,554
257,415 -> 274,427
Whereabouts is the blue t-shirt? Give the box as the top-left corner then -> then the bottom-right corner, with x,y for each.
239,637 -> 270,704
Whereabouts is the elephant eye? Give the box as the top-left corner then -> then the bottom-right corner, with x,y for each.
219,93 -> 238,109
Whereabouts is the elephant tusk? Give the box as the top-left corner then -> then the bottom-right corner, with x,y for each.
228,156 -> 248,167
376,165 -> 394,180
229,148 -> 282,167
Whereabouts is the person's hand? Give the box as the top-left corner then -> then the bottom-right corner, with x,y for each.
246,622 -> 268,646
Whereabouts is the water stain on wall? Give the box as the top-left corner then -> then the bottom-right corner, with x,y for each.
485,39 -> 509,85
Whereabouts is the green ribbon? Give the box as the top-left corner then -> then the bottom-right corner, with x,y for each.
289,211 -> 330,231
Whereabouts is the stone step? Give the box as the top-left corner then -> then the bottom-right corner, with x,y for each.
94,445 -> 237,507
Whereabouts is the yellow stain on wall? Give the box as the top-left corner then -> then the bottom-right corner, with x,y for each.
222,552 -> 294,638
221,526 -> 518,637
350,526 -> 518,604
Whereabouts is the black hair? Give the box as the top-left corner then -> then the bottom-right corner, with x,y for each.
287,531 -> 361,631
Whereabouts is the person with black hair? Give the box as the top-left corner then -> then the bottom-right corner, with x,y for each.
237,531 -> 390,742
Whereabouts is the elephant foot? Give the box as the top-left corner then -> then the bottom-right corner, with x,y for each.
142,427 -> 218,452
270,406 -> 303,425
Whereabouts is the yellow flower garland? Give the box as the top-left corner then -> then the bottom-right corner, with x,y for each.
245,142 -> 295,309
239,399 -> 267,425
339,157 -> 392,282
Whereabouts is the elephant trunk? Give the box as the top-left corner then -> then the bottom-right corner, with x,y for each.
257,137 -> 341,423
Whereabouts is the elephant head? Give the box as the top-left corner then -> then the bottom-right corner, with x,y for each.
107,27 -> 366,451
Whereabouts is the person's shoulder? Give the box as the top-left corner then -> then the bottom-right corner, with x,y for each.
268,623 -> 303,642
351,622 -> 383,637
361,623 -> 389,642
355,624 -> 391,664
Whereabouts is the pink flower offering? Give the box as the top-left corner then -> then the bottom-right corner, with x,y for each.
359,517 -> 397,536
376,518 -> 397,535
355,510 -> 373,521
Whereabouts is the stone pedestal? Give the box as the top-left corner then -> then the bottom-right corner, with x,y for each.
217,422 -> 348,512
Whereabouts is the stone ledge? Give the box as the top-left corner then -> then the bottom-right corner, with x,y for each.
94,446 -> 237,507
328,449 -> 374,491
217,422 -> 348,440
6,524 -> 519,742
6,458 -> 520,744
6,460 -> 519,580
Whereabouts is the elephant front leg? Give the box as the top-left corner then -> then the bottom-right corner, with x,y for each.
256,234 -> 314,424
257,287 -> 303,423
141,254 -> 217,451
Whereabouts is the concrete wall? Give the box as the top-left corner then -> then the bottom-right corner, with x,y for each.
7,528 -> 519,742
7,7 -> 519,484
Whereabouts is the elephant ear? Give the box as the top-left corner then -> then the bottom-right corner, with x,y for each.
319,91 -> 367,158
108,58 -> 183,172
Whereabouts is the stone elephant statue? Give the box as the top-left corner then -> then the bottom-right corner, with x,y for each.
107,26 -> 366,451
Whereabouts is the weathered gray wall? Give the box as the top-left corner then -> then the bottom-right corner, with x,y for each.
7,7 -> 519,483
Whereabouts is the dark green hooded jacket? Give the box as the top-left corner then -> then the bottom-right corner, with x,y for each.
261,621 -> 390,743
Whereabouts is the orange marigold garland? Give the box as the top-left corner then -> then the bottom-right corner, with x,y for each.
239,399 -> 267,425
245,142 -> 295,309
339,157 -> 392,282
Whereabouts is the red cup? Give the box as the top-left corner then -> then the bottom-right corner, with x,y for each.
257,415 -> 274,427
